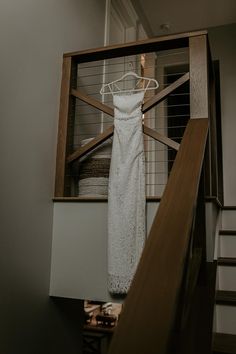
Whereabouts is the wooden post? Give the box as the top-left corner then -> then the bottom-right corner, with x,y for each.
189,35 -> 211,195
209,71 -> 218,198
54,56 -> 73,197
214,61 -> 224,205
189,35 -> 209,119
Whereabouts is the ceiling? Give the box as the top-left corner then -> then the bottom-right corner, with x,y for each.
131,0 -> 236,36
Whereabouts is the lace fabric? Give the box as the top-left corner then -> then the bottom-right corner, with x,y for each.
108,91 -> 146,294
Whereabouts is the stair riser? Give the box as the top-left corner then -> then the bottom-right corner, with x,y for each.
215,305 -> 236,335
219,236 -> 236,258
217,266 -> 236,291
222,210 -> 236,230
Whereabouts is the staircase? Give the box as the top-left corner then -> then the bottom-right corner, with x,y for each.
213,208 -> 236,354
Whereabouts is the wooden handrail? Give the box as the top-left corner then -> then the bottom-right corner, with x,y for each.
108,118 -> 209,354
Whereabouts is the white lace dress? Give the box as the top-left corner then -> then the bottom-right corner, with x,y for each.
108,91 -> 146,294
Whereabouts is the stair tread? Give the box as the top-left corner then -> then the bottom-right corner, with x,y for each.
220,230 -> 236,236
223,206 -> 236,210
216,290 -> 236,305
218,257 -> 236,266
213,332 -> 236,353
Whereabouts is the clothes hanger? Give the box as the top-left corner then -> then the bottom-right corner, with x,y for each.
100,71 -> 159,95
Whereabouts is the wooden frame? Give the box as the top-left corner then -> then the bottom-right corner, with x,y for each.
54,32 -> 198,198
54,29 -> 222,204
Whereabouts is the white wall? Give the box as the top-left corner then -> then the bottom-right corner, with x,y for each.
208,23 -> 236,206
50,202 -> 159,302
0,1 -> 105,353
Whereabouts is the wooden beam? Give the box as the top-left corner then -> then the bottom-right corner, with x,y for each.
109,118 -> 209,354
67,124 -> 179,163
67,125 -> 114,163
64,30 -> 208,63
142,72 -> 190,113
54,57 -> 72,197
71,89 -> 114,117
143,125 -> 179,151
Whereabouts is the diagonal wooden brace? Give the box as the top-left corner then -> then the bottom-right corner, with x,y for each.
68,73 -> 189,163
67,124 -> 179,163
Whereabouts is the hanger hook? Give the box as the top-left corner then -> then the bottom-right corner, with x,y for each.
128,61 -> 134,71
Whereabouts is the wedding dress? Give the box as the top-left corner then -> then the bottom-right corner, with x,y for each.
108,91 -> 146,294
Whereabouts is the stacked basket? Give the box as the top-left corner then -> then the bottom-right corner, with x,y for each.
77,138 -> 112,197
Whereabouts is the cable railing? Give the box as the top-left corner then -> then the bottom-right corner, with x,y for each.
54,43 -> 193,199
